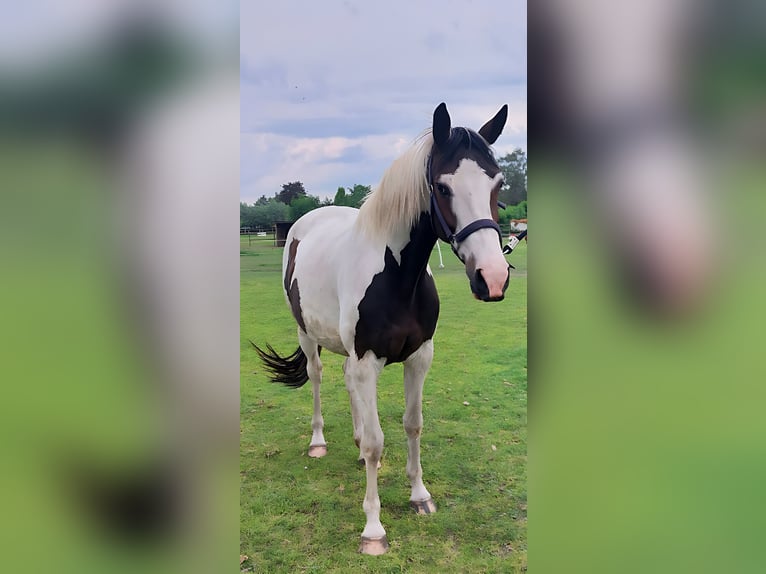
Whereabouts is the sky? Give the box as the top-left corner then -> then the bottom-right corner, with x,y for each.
240,0 -> 527,203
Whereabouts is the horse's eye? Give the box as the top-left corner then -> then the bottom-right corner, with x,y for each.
436,183 -> 451,197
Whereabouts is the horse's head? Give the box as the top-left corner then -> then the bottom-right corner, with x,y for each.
428,103 -> 510,302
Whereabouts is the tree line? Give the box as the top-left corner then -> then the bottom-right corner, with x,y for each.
240,182 -> 372,230
241,149 -> 527,230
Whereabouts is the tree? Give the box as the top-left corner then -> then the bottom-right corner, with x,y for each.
333,184 -> 370,208
497,201 -> 527,226
276,181 -> 307,205
240,199 -> 291,229
347,184 -> 370,208
333,186 -> 347,206
260,200 -> 291,226
509,200 -> 527,220
240,202 -> 251,226
290,194 -> 321,220
497,149 -> 527,206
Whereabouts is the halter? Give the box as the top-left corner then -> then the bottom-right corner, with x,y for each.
426,151 -> 503,260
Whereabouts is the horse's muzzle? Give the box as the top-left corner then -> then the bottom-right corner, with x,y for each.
469,265 -> 510,302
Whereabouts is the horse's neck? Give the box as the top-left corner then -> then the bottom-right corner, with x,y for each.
385,212 -> 437,294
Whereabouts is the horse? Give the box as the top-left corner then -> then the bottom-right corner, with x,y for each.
253,102 -> 510,555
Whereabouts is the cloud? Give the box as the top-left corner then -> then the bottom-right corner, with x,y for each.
241,131 -> 418,202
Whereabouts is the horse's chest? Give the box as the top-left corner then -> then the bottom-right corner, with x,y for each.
354,262 -> 439,365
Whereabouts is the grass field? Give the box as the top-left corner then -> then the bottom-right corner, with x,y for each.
240,232 -> 527,573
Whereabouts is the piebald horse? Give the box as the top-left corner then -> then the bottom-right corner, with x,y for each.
254,103 -> 510,555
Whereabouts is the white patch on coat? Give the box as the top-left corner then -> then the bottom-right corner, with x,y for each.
285,206 -> 397,359
438,159 -> 508,294
437,158 -> 502,229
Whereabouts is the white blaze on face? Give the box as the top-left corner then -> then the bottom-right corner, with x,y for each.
438,159 -> 509,299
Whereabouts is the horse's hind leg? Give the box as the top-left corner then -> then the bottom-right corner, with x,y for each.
298,331 -> 326,458
343,359 -> 363,452
403,340 -> 437,515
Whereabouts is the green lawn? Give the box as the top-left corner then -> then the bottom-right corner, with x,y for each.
240,233 -> 527,573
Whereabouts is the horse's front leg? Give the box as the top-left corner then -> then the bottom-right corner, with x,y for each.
345,351 -> 387,555
403,340 -> 437,514
344,357 -> 381,469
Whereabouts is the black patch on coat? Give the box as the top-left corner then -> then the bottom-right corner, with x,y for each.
430,127 -> 500,184
284,238 -> 306,332
354,213 -> 440,364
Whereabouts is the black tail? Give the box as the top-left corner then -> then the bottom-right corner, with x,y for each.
251,342 -> 309,388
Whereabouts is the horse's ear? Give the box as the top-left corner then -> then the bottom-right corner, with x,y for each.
478,104 -> 508,145
432,102 -> 451,148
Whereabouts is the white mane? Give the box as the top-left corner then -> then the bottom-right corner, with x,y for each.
355,130 -> 433,241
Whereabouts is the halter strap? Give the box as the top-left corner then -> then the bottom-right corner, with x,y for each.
454,218 -> 502,245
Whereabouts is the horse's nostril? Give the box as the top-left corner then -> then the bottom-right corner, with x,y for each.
471,269 -> 491,301
475,269 -> 489,291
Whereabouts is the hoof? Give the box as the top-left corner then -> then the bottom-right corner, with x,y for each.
357,458 -> 382,469
410,498 -> 437,515
359,535 -> 389,555
308,444 -> 327,458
